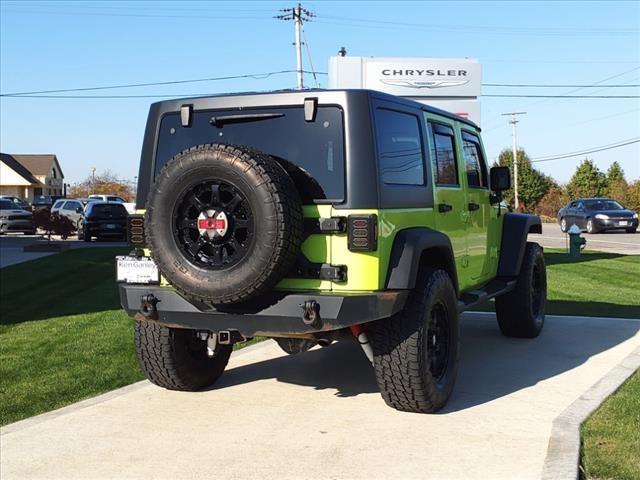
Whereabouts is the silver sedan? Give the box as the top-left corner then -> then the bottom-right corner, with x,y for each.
0,199 -> 36,235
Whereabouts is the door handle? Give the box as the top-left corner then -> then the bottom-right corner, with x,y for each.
438,203 -> 453,213
468,202 -> 480,211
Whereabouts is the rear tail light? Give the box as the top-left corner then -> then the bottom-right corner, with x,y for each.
127,214 -> 146,246
347,214 -> 377,252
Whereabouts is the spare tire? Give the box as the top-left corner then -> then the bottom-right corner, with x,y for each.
146,144 -> 303,304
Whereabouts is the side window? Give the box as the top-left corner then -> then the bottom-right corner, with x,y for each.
53,200 -> 65,209
375,109 -> 425,185
429,122 -> 458,186
62,201 -> 74,210
462,131 -> 488,188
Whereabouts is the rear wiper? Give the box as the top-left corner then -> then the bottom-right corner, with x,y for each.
209,113 -> 284,127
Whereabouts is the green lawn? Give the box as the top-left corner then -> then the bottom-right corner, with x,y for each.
581,371 -> 640,480
0,248 -> 141,426
1,248 -> 638,430
477,250 -> 640,318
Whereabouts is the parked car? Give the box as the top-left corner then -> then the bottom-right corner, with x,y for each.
557,198 -> 638,233
117,89 -> 546,414
78,201 -> 128,242
88,194 -> 136,214
0,195 -> 31,211
52,198 -> 85,229
0,199 -> 36,235
31,195 -> 56,211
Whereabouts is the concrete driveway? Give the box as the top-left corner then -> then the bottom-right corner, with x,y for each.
532,222 -> 639,255
0,235 -> 127,268
2,313 -> 638,480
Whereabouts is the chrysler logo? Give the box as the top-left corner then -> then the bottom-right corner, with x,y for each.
380,79 -> 470,89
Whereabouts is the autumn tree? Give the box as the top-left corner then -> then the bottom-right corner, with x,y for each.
625,180 -> 640,212
68,170 -> 135,201
497,148 -> 551,211
565,159 -> 607,199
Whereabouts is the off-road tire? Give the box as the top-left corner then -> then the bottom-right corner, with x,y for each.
369,269 -> 460,413
274,337 -> 318,355
495,242 -> 546,338
134,319 -> 232,391
146,144 -> 303,305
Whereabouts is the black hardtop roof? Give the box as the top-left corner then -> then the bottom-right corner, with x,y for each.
151,88 -> 480,130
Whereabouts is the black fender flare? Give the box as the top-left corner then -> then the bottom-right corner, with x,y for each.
497,213 -> 542,277
385,228 -> 458,292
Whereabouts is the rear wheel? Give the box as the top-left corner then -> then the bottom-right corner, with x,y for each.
626,227 -> 637,233
560,217 -> 567,232
369,269 -> 459,413
495,242 -> 546,338
135,320 -> 232,391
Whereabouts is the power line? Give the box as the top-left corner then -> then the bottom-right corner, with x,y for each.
0,70 -> 326,96
530,138 -> 640,163
484,83 -> 640,88
482,94 -> 640,98
301,27 -> 320,88
313,15 -> 639,36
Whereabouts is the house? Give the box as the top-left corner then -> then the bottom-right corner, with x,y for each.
0,153 -> 65,201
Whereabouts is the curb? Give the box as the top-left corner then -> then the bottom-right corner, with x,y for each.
541,346 -> 640,480
0,339 -> 273,436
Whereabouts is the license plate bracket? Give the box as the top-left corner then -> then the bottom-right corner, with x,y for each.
116,256 -> 160,284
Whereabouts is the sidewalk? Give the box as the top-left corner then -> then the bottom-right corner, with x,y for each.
1,313 -> 638,480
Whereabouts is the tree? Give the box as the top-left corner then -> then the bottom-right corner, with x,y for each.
626,180 -> 640,212
605,161 -> 628,204
497,148 -> 551,211
32,210 -> 75,241
565,159 -> 607,199
68,170 -> 135,201
534,185 -> 568,220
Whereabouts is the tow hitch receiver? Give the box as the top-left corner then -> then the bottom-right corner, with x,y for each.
217,329 -> 245,345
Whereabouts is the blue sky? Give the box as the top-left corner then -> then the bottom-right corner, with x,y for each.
1,0 -> 639,185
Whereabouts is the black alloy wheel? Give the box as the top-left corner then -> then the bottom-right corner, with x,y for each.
173,181 -> 254,270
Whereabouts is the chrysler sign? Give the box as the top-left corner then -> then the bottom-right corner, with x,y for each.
364,58 -> 481,97
328,56 -> 482,124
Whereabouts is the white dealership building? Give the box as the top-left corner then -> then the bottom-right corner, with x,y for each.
328,56 -> 481,125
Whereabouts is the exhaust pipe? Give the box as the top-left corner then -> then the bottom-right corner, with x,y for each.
350,324 -> 374,365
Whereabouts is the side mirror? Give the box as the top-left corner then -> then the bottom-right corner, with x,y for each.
76,207 -> 83,213
490,166 -> 511,192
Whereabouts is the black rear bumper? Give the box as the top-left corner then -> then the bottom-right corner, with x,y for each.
119,284 -> 408,337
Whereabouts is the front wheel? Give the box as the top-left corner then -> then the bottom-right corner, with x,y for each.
369,269 -> 459,413
135,320 -> 232,391
495,242 -> 546,338
586,218 -> 598,234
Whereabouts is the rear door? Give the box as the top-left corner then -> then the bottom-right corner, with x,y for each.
460,129 -> 492,283
425,116 -> 469,289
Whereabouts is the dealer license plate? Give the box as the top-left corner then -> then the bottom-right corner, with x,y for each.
116,256 -> 160,284
618,221 -> 628,226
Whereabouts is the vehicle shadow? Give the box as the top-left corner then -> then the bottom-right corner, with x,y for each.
544,250 -> 627,266
216,314 -> 639,412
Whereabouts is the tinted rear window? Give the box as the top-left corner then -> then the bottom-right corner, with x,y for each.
89,204 -> 127,217
154,106 -> 345,202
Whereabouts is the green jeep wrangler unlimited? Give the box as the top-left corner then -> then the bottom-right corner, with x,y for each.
118,89 -> 546,413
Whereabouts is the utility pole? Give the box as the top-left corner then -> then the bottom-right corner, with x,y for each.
501,112 -> 526,211
275,4 -> 314,90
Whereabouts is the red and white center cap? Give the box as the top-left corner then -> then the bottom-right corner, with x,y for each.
197,210 -> 228,239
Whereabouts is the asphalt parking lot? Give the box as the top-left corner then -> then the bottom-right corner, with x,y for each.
2,313 -> 638,480
531,222 -> 639,255
0,234 -> 127,268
